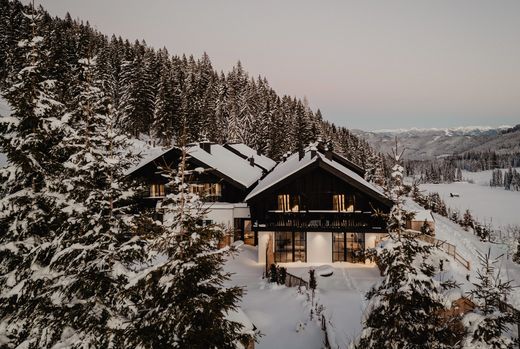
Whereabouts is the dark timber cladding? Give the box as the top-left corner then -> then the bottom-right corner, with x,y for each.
248,163 -> 391,231
247,145 -> 392,264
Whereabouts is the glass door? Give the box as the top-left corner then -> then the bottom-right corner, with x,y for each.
346,233 -> 365,263
275,231 -> 306,262
332,232 -> 346,262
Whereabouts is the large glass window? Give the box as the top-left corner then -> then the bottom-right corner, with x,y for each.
150,184 -> 165,197
189,183 -> 222,201
275,231 -> 306,262
333,232 -> 365,262
332,232 -> 345,262
332,194 -> 355,212
277,194 -> 300,212
243,220 -> 255,246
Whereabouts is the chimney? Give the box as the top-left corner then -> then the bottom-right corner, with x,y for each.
325,149 -> 333,161
249,157 -> 255,167
256,148 -> 261,156
325,141 -> 333,160
200,141 -> 211,154
311,148 -> 317,159
298,148 -> 305,161
282,153 -> 288,162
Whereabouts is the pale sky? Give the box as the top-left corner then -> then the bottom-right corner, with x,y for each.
32,0 -> 520,130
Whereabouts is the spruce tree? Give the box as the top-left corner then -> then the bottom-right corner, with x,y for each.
355,140 -> 457,349
124,133 -> 255,348
0,6 -> 70,346
462,249 -> 514,349
39,56 -> 147,348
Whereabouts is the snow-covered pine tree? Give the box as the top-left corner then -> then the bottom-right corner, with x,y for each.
0,6 -> 71,346
355,139 -> 458,349
152,49 -> 178,146
37,56 -> 147,348
462,249 -> 514,349
124,132 -> 255,349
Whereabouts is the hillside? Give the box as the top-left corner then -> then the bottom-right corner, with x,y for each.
0,0 -> 380,171
353,126 -> 520,160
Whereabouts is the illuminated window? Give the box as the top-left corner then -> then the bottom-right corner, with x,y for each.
333,194 -> 354,212
150,184 -> 165,197
277,194 -> 299,212
278,194 -> 290,211
189,183 -> 222,200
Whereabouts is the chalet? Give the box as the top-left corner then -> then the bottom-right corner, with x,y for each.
127,140 -> 394,265
245,143 -> 393,264
126,141 -> 276,245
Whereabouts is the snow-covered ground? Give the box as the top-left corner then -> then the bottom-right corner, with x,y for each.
407,199 -> 520,312
224,246 -> 324,349
419,181 -> 520,230
462,168 -> 520,187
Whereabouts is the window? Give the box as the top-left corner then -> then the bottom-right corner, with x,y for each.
333,194 -> 355,212
278,194 -> 290,211
275,231 -> 306,262
277,194 -> 300,212
189,183 -> 222,201
150,184 -> 165,197
332,232 -> 365,262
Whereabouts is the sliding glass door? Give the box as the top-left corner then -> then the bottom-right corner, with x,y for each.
333,232 -> 365,262
275,231 -> 306,262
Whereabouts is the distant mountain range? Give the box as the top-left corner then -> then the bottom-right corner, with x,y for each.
353,125 -> 520,160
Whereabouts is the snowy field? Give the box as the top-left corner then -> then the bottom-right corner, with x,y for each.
419,180 -> 520,230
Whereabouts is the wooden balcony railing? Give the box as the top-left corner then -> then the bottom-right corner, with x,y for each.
254,211 -> 386,232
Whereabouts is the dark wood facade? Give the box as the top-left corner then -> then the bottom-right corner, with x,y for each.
248,162 -> 392,232
127,148 -> 250,209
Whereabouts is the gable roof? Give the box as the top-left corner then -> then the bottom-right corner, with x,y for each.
224,143 -> 277,172
187,143 -> 264,188
245,145 -> 392,207
125,142 -> 267,190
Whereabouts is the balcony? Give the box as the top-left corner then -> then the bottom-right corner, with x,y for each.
254,210 -> 387,232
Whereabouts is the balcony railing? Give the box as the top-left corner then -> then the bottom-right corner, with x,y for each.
254,210 -> 386,232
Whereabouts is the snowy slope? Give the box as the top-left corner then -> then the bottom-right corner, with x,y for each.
419,181 -> 520,229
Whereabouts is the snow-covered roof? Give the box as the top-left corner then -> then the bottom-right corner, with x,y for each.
245,145 -> 391,206
124,145 -> 173,176
225,143 -> 277,172
126,142 -> 265,189
188,143 -> 264,188
412,210 -> 435,222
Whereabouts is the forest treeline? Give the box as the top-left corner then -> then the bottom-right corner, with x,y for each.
0,0 -> 384,181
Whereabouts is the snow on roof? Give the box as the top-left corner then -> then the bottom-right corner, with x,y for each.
245,150 -> 315,200
245,146 -> 389,203
124,140 -> 172,176
188,144 -> 264,188
412,210 -> 435,222
226,143 -> 277,171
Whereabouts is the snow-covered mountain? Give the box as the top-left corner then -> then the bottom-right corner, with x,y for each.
353,125 -> 520,160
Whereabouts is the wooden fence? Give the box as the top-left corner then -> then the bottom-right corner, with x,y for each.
285,271 -> 309,289
416,234 -> 471,270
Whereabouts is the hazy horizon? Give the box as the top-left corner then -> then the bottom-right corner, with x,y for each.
30,0 -> 520,131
